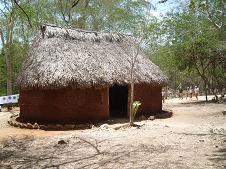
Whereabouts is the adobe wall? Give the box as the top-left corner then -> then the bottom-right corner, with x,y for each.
19,88 -> 109,123
134,84 -> 162,116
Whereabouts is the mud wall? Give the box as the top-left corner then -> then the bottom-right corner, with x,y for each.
19,88 -> 109,123
134,85 -> 162,116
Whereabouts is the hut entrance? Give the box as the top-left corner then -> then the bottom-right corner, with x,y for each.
109,85 -> 128,118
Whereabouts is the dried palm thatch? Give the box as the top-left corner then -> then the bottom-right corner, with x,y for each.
17,25 -> 168,89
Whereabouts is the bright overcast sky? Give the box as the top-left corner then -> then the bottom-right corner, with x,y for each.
150,0 -> 179,17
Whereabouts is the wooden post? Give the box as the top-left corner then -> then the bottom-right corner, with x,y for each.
129,83 -> 134,126
107,87 -> 110,117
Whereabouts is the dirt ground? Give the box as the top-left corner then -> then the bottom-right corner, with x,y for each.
0,96 -> 225,169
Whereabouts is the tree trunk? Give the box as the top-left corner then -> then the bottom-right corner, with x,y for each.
0,29 -> 4,48
5,12 -> 14,95
127,37 -> 141,127
129,82 -> 134,126
5,47 -> 13,95
204,82 -> 208,101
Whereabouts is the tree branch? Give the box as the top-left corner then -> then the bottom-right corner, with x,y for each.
0,28 -> 5,49
71,0 -> 81,8
3,0 -> 11,12
13,0 -> 32,28
205,0 -> 221,30
203,60 -> 212,72
220,0 -> 225,29
59,0 -> 68,24
0,8 -> 7,18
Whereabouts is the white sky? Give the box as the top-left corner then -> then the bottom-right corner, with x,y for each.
150,0 -> 179,18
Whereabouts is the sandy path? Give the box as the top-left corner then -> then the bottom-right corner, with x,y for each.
0,96 -> 225,169
0,108 -> 63,139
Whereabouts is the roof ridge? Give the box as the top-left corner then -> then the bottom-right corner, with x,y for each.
43,24 -> 105,34
41,24 -> 133,37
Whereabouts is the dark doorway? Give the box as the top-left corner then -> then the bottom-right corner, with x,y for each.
109,85 -> 128,118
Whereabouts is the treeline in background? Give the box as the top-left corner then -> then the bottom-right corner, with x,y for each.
0,0 -> 225,100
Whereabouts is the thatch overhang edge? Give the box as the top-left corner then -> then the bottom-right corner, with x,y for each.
17,24 -> 168,89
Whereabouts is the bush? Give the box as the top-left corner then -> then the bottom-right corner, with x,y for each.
132,101 -> 141,120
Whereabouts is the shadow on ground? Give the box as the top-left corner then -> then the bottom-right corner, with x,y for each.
0,135 -> 173,169
208,135 -> 226,169
180,100 -> 226,105
0,136 -> 104,169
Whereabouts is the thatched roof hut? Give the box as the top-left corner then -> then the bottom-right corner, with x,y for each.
17,25 -> 167,89
18,25 -> 168,123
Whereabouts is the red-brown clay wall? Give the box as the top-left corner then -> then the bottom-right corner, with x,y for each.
134,85 -> 162,116
19,88 -> 109,123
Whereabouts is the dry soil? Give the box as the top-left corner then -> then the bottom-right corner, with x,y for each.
0,96 -> 225,169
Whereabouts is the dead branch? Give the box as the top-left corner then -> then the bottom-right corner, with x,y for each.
0,8 -> 7,18
205,0 -> 221,30
220,0 -> 225,29
13,0 -> 32,28
0,28 -> 5,49
71,0 -> 81,8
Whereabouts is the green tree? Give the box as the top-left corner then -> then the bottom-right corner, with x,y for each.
150,2 -> 225,100
0,0 -> 58,95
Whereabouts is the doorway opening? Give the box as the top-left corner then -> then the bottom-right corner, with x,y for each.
109,84 -> 128,118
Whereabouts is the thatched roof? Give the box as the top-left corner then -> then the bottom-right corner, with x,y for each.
17,25 -> 168,89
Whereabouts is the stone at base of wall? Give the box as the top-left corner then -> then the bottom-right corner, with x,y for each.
222,110 -> 226,116
8,114 -> 93,130
154,109 -> 173,119
8,109 -> 173,131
